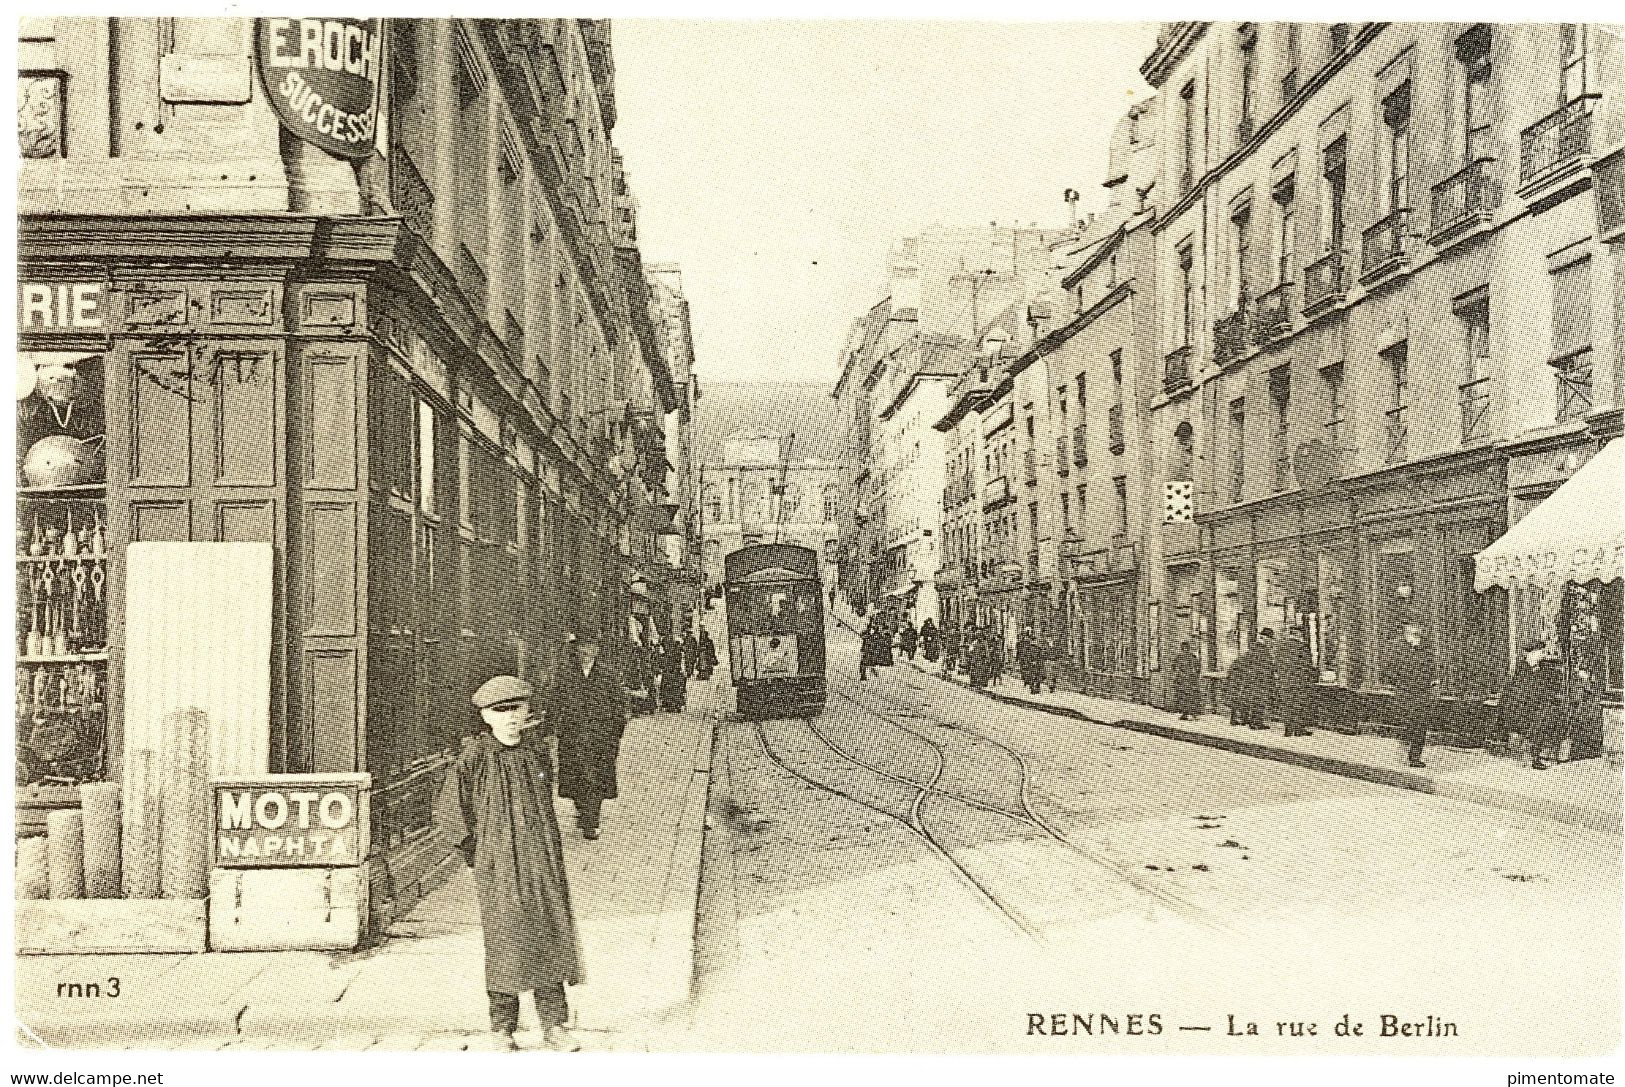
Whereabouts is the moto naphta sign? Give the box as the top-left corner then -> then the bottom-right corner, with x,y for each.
213,776 -> 367,867
256,18 -> 382,160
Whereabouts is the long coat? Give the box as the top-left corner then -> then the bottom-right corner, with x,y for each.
1170,647 -> 1204,717
1387,638 -> 1435,720
696,632 -> 718,680
550,653 -> 627,802
1226,644 -> 1272,725
435,731 -> 583,994
920,621 -> 941,663
1272,636 -> 1318,729
1504,657 -> 1565,748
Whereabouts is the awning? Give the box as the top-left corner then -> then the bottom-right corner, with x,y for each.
1474,439 -> 1625,593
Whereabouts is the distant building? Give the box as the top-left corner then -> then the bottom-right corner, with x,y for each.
695,384 -> 844,593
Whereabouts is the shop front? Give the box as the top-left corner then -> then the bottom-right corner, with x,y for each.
1477,435 -> 1625,764
1065,540 -> 1143,703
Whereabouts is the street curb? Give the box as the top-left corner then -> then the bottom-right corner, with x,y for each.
972,679 -> 1622,836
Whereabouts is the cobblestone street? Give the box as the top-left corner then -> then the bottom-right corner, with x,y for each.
689,624 -> 1621,1055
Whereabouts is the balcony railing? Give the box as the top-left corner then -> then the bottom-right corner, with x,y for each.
1384,405 -> 1408,464
983,476 -> 1013,509
1458,376 -> 1491,441
1252,282 -> 1293,344
1555,353 -> 1594,421
390,143 -> 436,240
1164,344 -> 1193,392
1213,307 -> 1250,366
1272,435 -> 1291,491
1107,404 -> 1125,454
1521,95 -> 1599,186
1361,209 -> 1408,279
1303,250 -> 1346,314
1430,159 -> 1499,239
1072,423 -> 1089,468
1023,448 -> 1038,485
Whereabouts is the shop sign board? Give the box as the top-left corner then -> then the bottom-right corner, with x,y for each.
255,18 -> 382,160
212,773 -> 370,868
19,281 -> 104,331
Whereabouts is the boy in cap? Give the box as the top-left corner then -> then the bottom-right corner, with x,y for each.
436,674 -> 583,1052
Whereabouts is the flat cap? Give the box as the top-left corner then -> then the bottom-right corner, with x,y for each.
472,674 -> 532,709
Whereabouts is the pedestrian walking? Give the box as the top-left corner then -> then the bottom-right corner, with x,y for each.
682,630 -> 701,679
1170,640 -> 1203,720
1016,627 -> 1042,694
1388,622 -> 1436,768
435,674 -> 583,1053
1273,627 -> 1317,737
899,619 -> 919,661
942,623 -> 960,675
550,633 -> 627,839
696,628 -> 718,680
988,632 -> 1005,688
920,618 -> 941,663
1041,629 -> 1061,693
656,635 -> 688,712
1504,637 -> 1566,770
1227,632 -> 1274,730
859,615 -> 885,680
622,635 -> 653,716
967,632 -> 990,689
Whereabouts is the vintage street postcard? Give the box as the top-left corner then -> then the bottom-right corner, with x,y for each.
10,10 -> 1624,1084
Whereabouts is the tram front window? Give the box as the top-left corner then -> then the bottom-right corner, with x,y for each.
737,582 -> 818,632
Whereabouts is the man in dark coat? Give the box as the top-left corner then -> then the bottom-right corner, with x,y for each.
682,631 -> 701,679
967,632 -> 990,689
942,623 -> 960,675
696,629 -> 718,680
550,634 -> 627,838
859,615 -> 885,680
1273,627 -> 1317,737
1170,640 -> 1203,720
1504,637 -> 1566,770
1388,622 -> 1436,768
988,631 -> 1006,687
899,620 -> 918,661
656,635 -> 688,712
435,674 -> 583,1052
1016,627 -> 1042,694
920,618 -> 941,663
1227,632 -> 1273,730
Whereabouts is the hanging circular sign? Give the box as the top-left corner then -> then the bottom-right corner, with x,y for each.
255,18 -> 382,161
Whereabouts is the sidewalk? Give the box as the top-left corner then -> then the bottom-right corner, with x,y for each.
16,694 -> 715,1051
829,604 -> 1620,835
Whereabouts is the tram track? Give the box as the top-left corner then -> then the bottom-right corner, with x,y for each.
832,681 -> 1239,940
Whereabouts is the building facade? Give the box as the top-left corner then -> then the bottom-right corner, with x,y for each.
16,17 -> 687,928
1140,21 -> 1622,738
698,432 -> 843,595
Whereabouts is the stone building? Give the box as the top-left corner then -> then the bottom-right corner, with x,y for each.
16,17 -> 686,928
1139,22 -> 1622,739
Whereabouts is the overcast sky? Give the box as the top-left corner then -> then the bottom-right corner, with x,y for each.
612,20 -> 1160,386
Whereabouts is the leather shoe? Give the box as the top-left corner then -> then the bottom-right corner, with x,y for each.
582,827 -> 600,840
543,1026 -> 583,1052
473,1031 -> 519,1052
1408,759 -> 1426,769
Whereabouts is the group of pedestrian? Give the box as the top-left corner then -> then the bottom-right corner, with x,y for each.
1013,626 -> 1061,695
1223,627 -> 1319,739
436,618 -> 719,1053
857,614 -> 944,679
960,623 -> 1005,690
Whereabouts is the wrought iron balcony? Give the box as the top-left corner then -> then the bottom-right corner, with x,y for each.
1213,307 -> 1250,366
1521,95 -> 1599,186
1430,159 -> 1500,240
1554,353 -> 1594,422
1163,344 -> 1193,392
1107,404 -> 1125,454
1384,405 -> 1408,464
1303,251 -> 1346,314
1252,283 -> 1293,344
1458,376 -> 1491,441
390,143 -> 435,240
1361,209 -> 1408,280
1072,423 -> 1089,468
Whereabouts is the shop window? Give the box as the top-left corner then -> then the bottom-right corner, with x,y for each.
1371,535 -> 1418,687
1256,555 -> 1295,640
17,351 -> 108,786
1215,565 -> 1248,674
1313,551 -> 1350,683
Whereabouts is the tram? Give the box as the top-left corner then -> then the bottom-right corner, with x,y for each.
723,543 -> 827,719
